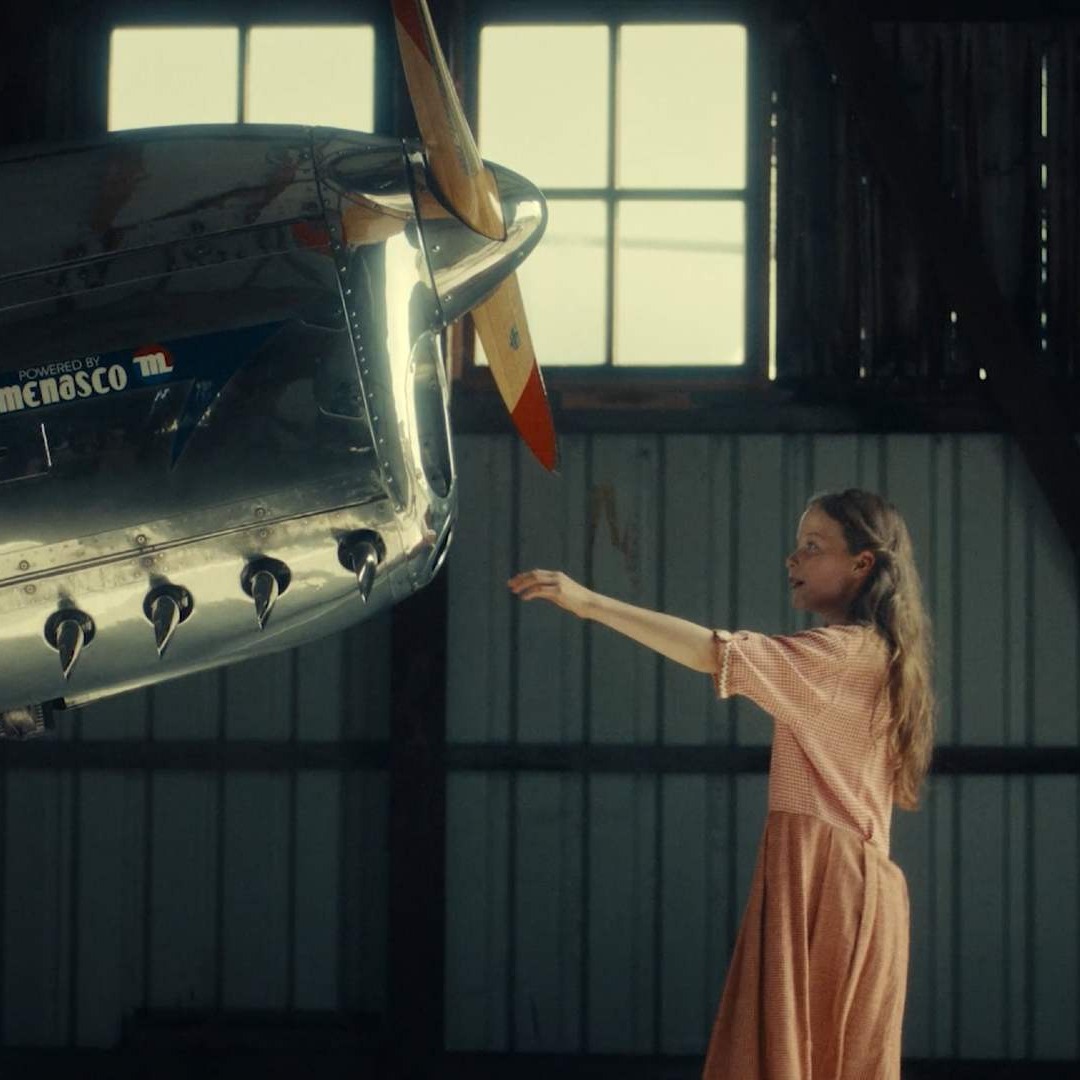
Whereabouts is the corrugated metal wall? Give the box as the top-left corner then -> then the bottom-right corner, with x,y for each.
0,434 -> 1077,1061
0,617 -> 392,1047
445,431 -> 1080,1061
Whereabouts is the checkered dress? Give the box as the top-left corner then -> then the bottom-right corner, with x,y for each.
702,624 -> 910,1080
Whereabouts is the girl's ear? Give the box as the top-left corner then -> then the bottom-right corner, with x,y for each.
854,551 -> 875,578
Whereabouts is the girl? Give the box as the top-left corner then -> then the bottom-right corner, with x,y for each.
508,488 -> 935,1079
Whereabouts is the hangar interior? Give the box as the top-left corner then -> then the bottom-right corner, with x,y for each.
1,1 -> 1078,1077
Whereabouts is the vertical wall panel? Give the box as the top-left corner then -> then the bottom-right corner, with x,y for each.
75,770 -> 144,1046
154,671 -> 221,741
957,777 -> 1008,1056
293,770 -> 341,1010
1006,776 -> 1030,1057
516,437 -> 588,744
1005,440 -> 1032,747
587,775 -> 656,1053
225,654 -> 292,741
707,437 -> 738,744
589,436 -> 660,745
340,770 -> 389,1015
781,434 -> 814,636
79,688 -> 149,741
296,635 -> 343,742
932,437 -> 958,745
447,437 -> 514,743
342,613 -> 392,741
891,800 -> 932,1057
931,776 -> 957,1056
659,775 -> 710,1053
733,436 -> 786,745
445,772 -> 509,1050
662,436 -> 720,746
513,774 -> 583,1052
222,774 -> 290,1008
149,773 -> 219,1009
1032,777 -> 1079,1059
957,437 -> 1009,745
1030,471 -> 1080,746
2,771 -> 72,1045
809,432 -> 860,494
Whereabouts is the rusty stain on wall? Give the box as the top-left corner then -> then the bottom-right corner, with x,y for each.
587,481 -> 640,589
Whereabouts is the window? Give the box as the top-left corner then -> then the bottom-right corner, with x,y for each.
109,24 -> 375,133
478,22 -> 749,369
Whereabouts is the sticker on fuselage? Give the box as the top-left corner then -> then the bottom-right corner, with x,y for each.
0,321 -> 287,463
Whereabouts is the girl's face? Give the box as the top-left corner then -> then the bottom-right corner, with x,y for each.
786,506 -> 874,625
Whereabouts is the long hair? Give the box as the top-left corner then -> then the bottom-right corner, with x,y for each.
809,489 -> 936,810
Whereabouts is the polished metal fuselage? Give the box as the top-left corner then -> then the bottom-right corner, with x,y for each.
0,125 -> 545,716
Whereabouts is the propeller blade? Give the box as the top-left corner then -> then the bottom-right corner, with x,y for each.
472,273 -> 558,472
392,0 -> 505,241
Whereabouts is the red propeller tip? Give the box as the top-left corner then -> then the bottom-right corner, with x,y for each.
510,364 -> 559,472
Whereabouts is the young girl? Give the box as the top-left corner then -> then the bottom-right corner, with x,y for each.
509,488 -> 935,1079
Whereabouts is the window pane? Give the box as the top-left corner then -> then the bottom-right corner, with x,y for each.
246,26 -> 375,131
480,26 -> 608,188
615,201 -> 743,366
618,25 -> 746,190
109,27 -> 239,131
477,200 -> 607,367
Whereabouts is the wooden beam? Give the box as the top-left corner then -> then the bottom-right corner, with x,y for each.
803,1 -> 1080,563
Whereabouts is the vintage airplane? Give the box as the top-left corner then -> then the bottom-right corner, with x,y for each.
0,0 -> 557,737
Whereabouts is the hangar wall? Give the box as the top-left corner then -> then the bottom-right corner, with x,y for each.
4,430 -> 1074,1063
444,431 -> 1079,1061
0,617 -> 392,1046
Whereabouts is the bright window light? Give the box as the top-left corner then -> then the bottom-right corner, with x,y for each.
618,25 -> 746,190
476,200 -> 608,368
479,25 -> 609,189
616,200 -> 744,366
479,22 -> 748,368
246,26 -> 375,131
109,27 -> 239,131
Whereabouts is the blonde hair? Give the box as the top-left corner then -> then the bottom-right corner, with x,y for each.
809,489 -> 936,810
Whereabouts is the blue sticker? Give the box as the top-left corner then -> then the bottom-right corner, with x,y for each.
0,321 -> 287,465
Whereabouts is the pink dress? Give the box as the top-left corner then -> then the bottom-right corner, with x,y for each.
702,623 -> 910,1080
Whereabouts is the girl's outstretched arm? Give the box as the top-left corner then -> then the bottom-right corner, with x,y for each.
508,569 -> 717,674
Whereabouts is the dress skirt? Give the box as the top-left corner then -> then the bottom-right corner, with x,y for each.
702,811 -> 909,1080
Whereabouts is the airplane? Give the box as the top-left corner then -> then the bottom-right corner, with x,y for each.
0,0 -> 557,738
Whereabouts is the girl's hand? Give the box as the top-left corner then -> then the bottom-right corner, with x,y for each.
508,569 -> 593,619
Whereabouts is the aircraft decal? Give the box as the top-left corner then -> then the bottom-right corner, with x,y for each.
0,321 -> 288,462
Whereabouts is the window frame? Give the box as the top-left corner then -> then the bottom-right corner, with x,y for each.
457,0 -> 772,395
104,1 -> 396,135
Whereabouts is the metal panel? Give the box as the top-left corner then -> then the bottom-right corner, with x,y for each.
443,430 -> 1080,1063
445,772 -> 510,1051
75,769 -> 144,1046
586,774 -> 656,1052
516,438 -> 589,745
588,436 -> 661,746
222,773 -> 291,1008
2,770 -> 73,1045
294,770 -> 341,1010
957,437 -> 1008,745
447,437 -> 514,744
513,773 -> 583,1052
662,436 -> 725,747
149,772 -> 219,1009
1031,777 -> 1079,1059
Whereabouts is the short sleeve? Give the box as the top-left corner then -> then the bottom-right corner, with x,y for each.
711,627 -> 852,730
